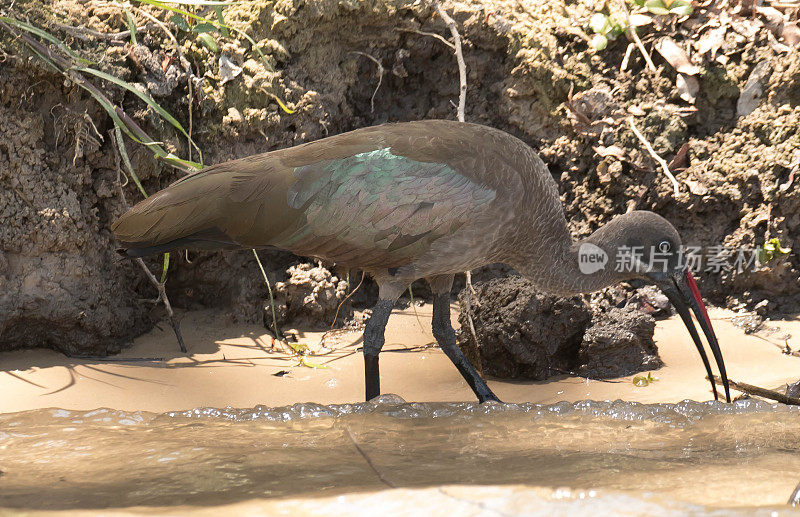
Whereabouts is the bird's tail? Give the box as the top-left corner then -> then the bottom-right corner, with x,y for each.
111,168 -> 239,258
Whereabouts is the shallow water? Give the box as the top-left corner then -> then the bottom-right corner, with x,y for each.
1,396 -> 799,514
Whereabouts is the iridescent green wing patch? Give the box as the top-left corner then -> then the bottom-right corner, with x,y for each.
277,147 -> 496,262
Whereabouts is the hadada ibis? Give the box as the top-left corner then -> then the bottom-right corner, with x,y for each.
112,120 -> 731,403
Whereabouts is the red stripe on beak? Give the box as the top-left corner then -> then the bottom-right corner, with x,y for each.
684,269 -> 715,339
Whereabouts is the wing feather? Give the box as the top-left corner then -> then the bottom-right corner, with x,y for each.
272,147 -> 497,267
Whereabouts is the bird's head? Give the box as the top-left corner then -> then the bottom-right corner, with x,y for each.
583,210 -> 731,402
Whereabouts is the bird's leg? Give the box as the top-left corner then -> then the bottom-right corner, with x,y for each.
429,275 -> 501,403
363,299 -> 393,401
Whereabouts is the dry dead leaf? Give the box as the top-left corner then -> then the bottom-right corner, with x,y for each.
729,18 -> 761,42
219,54 -> 243,85
676,73 -> 699,103
737,60 -> 772,116
668,142 -> 690,170
782,23 -> 800,46
765,29 -> 793,53
683,178 -> 708,195
655,37 -> 702,75
629,13 -> 653,26
594,145 -> 627,159
756,6 -> 786,35
696,26 -> 727,59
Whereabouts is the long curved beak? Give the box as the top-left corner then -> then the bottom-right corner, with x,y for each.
656,270 -> 731,402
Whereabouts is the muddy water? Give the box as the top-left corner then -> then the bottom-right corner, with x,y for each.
1,396 -> 799,514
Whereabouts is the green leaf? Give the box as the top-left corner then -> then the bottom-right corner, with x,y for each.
124,8 -> 138,45
758,238 -> 791,264
644,0 -> 671,14
590,33 -> 608,51
196,32 -> 218,52
214,6 -> 229,37
169,14 -> 190,31
589,13 -> 609,34
300,357 -> 328,369
669,3 -> 694,15
633,372 -> 658,387
192,22 -> 217,33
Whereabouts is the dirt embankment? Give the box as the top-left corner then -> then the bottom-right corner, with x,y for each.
1,0 -> 798,354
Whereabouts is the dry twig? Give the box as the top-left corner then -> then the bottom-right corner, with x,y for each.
396,26 -> 455,49
431,1 -> 481,357
53,21 -> 155,42
712,375 -> 800,405
331,270 -> 366,329
433,1 -> 466,121
134,258 -> 187,353
616,0 -> 657,72
349,51 -> 385,113
628,117 -> 681,197
110,129 -> 187,353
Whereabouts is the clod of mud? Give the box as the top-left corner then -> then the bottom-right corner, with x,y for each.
265,263 -> 351,328
457,277 -> 593,380
458,277 -> 660,380
578,307 -> 661,379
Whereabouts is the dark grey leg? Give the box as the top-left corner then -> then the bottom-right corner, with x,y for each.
431,292 -> 501,403
363,299 -> 394,401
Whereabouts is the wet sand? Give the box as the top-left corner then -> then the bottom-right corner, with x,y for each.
2,304 -> 798,413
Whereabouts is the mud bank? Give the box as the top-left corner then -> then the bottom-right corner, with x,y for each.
1,0 -> 798,354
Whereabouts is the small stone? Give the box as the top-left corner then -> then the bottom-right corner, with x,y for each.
223,107 -> 244,126
786,380 -> 800,399
626,285 -> 671,316
754,299 -> 770,315
731,311 -> 764,333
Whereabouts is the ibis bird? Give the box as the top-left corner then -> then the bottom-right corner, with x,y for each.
112,120 -> 731,403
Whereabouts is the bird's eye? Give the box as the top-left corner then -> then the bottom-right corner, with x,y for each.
658,240 -> 671,253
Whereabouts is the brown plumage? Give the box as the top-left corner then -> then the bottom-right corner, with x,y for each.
113,120 -> 730,404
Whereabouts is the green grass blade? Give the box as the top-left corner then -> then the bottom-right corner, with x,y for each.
77,67 -> 187,138
123,7 -> 138,44
0,15 -> 95,65
75,66 -> 203,165
160,252 -> 170,283
214,6 -> 229,36
113,122 -> 148,197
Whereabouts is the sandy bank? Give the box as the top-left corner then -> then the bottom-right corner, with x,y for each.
2,304 -> 798,414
